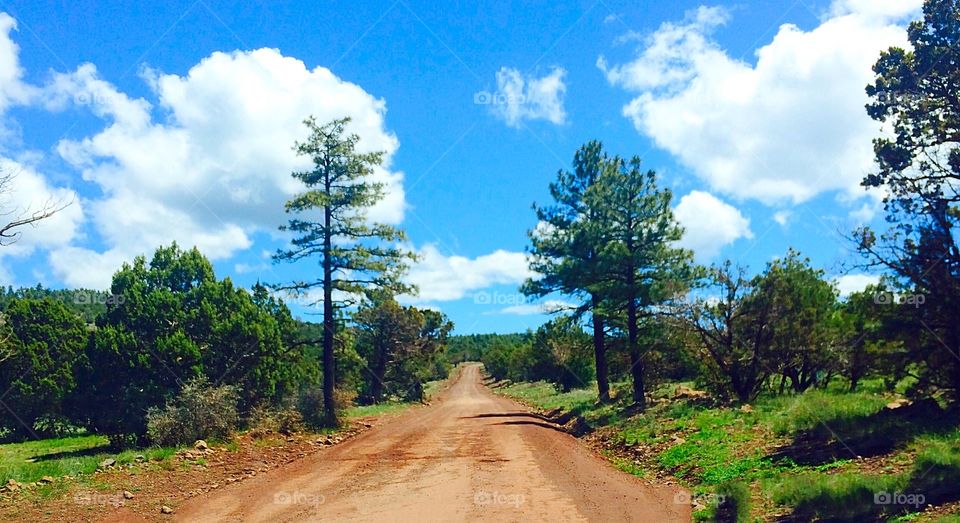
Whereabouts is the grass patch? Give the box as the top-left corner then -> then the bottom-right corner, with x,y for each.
908,434 -> 960,504
497,381 -> 625,425
342,378 -> 449,419
762,433 -> 960,520
606,453 -> 648,478
769,390 -> 890,436
770,472 -> 908,521
343,402 -> 414,418
656,408 -> 773,485
497,381 -> 597,412
0,434 -> 176,484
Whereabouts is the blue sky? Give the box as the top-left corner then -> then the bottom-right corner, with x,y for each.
0,0 -> 923,333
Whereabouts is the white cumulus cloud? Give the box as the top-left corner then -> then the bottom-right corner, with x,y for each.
489,67 -> 567,127
773,210 -> 792,226
0,14 -> 35,119
834,273 -> 881,297
675,190 -> 752,261
403,244 -> 535,302
0,20 -> 82,283
598,2 -> 920,205
0,22 -> 542,304
43,48 -> 406,288
829,0 -> 924,20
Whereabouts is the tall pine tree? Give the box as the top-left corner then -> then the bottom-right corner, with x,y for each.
523,141 -> 613,402
274,117 -> 414,426
590,157 -> 693,407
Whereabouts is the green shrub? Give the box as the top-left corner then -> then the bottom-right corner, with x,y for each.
247,404 -> 304,436
481,341 -> 516,381
76,245 -> 316,443
31,414 -> 81,439
273,407 -> 304,434
297,386 -> 327,428
146,378 -> 239,446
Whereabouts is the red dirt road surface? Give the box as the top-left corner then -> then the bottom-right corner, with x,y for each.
175,364 -> 690,522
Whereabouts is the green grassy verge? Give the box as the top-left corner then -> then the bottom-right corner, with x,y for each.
0,435 -> 178,485
495,379 -> 960,522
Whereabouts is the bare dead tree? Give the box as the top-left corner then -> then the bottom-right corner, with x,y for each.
0,168 -> 73,246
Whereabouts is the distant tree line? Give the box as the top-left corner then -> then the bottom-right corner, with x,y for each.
0,285 -> 114,323
446,333 -> 532,363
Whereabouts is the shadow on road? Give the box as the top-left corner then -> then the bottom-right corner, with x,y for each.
459,413 -> 569,434
461,412 -> 554,422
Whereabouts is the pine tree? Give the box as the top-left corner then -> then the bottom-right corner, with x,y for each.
274,117 -> 414,426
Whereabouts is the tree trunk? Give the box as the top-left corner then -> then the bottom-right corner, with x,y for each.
322,204 -> 338,427
737,386 -> 752,404
849,344 -> 862,392
591,294 -> 610,403
371,340 -> 387,403
627,293 -> 644,408
623,228 -> 644,408
730,366 -> 749,404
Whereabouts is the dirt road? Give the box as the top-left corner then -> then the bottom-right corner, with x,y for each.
175,364 -> 689,522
